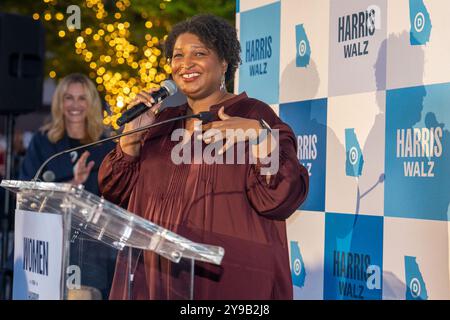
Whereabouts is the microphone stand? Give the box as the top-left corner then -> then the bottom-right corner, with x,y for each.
32,111 -> 213,182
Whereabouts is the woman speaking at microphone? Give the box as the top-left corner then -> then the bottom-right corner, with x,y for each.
99,14 -> 309,300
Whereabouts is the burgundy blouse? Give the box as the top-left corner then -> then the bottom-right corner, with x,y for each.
98,92 -> 309,300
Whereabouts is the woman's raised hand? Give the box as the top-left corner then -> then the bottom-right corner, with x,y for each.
120,88 -> 163,156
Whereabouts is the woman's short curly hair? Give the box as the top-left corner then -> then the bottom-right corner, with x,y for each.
164,14 -> 241,83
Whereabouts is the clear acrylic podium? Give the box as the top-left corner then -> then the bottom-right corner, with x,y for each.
1,180 -> 225,300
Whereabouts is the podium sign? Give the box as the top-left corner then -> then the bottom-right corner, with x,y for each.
1,180 -> 225,300
13,210 -> 63,300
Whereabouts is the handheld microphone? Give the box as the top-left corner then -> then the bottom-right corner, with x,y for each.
116,80 -> 178,127
32,111 -> 213,182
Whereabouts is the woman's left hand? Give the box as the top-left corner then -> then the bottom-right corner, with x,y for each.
200,106 -> 262,155
71,151 -> 95,185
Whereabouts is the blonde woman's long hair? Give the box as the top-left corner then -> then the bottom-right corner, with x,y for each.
41,73 -> 104,144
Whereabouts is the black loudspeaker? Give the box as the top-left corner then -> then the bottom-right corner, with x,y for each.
0,13 -> 45,115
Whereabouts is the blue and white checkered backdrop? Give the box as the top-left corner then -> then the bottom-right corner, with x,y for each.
235,0 -> 450,300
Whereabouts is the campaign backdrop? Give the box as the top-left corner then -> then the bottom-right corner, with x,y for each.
236,0 -> 450,300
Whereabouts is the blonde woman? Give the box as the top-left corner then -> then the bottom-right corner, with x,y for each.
19,73 -> 116,299
20,73 -> 114,194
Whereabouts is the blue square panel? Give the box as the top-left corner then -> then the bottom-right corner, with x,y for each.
239,2 -> 280,104
280,99 -> 327,212
385,82 -> 450,221
324,213 -> 383,300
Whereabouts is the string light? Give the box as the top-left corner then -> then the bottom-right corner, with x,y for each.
40,0 -> 173,130
55,12 -> 64,21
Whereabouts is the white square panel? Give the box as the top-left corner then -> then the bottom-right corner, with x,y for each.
239,0 -> 279,13
387,0 -> 450,89
279,0 -> 330,103
383,216 -> 450,299
287,210 -> 325,300
325,91 -> 385,216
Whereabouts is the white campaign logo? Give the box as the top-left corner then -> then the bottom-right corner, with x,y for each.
293,258 -> 302,276
410,278 -> 421,298
349,147 -> 359,165
298,40 -> 307,57
69,151 -> 78,163
414,12 -> 425,33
